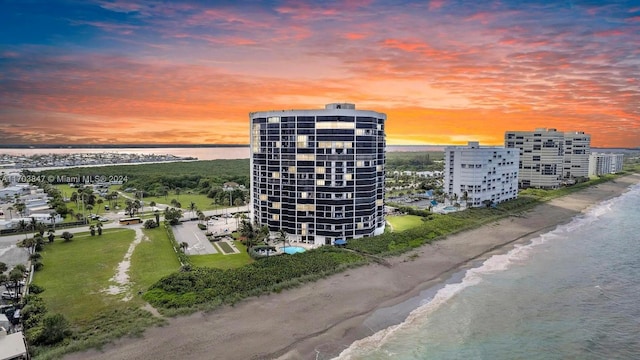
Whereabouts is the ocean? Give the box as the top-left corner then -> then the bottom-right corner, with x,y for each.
337,183 -> 640,360
0,145 -> 444,161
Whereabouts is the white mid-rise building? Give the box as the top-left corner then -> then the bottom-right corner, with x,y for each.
250,103 -> 386,246
589,153 -> 624,176
444,142 -> 519,207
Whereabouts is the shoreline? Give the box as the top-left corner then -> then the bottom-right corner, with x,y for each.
65,173 -> 640,360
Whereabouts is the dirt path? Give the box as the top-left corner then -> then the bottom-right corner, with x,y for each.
103,226 -> 145,302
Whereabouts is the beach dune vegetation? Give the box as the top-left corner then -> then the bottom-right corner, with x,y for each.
143,247 -> 367,314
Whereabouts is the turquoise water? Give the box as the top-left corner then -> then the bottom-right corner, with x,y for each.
281,246 -> 306,255
337,183 -> 640,360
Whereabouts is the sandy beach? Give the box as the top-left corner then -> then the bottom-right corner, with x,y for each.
65,173 -> 640,360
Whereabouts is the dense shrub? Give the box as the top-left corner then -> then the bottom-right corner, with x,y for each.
144,247 -> 366,311
28,284 -> 45,294
143,219 -> 158,229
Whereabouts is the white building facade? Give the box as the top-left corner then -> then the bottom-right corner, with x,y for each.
588,153 -> 624,176
563,131 -> 591,179
250,103 -> 386,246
444,142 -> 519,207
505,128 -> 591,189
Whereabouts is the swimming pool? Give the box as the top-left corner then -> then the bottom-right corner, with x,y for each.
443,206 -> 457,211
280,246 -> 306,254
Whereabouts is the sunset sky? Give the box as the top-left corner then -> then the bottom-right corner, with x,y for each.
1,1 -> 639,147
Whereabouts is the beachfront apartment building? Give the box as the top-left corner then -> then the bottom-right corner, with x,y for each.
249,103 -> 386,246
444,142 -> 519,207
563,131 -> 591,179
588,153 -> 624,176
505,128 -> 591,189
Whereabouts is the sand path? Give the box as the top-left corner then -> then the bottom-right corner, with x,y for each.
103,226 -> 145,302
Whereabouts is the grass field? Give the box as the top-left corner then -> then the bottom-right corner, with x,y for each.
30,226 -> 181,359
129,227 -> 182,295
33,226 -> 179,324
34,228 -> 135,325
141,191 -> 225,211
190,241 -> 252,269
386,215 -> 425,232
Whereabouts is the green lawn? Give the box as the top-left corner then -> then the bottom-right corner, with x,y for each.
190,241 -> 252,269
34,228 -> 135,325
386,215 -> 425,232
140,191 -> 225,211
30,227 -> 177,358
129,227 -> 182,295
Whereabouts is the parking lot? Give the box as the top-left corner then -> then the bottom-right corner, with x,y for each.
170,215 -> 240,256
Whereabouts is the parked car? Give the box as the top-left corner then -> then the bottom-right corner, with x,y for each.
99,217 -> 109,222
1,291 -> 17,300
0,304 -> 15,314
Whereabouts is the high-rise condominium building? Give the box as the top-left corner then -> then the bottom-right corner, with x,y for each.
505,128 -> 591,189
588,153 -> 624,176
444,142 -> 519,207
249,103 -> 386,246
563,131 -> 591,179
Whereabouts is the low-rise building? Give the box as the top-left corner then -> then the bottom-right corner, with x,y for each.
444,142 -> 519,207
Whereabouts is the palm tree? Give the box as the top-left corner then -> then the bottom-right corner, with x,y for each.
15,202 -> 26,217
96,222 -> 103,236
8,269 -> 24,299
47,229 -> 55,243
29,217 -> 38,233
6,206 -> 13,219
33,233 -> 45,252
196,210 -> 205,224
238,219 -> 258,250
49,211 -> 58,230
96,199 -> 103,214
23,237 -> 35,254
179,241 -> 188,253
89,225 -> 96,236
125,199 -> 134,216
233,212 -> 244,229
462,191 -> 470,208
36,222 -> 47,236
17,219 -> 28,240
109,191 -> 119,208
277,229 -> 289,248
189,202 -> 197,219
